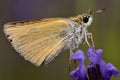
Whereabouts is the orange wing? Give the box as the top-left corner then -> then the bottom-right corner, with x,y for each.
3,18 -> 73,66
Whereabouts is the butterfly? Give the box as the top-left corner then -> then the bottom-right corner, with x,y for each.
3,9 -> 104,67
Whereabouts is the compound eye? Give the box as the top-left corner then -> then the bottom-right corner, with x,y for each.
83,16 -> 89,23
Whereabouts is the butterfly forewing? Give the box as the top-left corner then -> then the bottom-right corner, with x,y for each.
3,18 -> 73,66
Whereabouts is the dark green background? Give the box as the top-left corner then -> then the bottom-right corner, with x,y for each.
0,0 -> 119,80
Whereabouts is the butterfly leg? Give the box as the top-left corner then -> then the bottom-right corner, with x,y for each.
87,32 -> 95,47
69,47 -> 77,72
69,47 -> 73,71
84,31 -> 90,47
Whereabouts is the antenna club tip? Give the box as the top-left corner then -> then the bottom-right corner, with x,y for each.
95,8 -> 106,13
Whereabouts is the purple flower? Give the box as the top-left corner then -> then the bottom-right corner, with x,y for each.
70,46 -> 119,80
70,50 -> 87,80
88,46 -> 119,80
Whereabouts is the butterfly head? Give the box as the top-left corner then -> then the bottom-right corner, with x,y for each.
77,9 -> 93,27
75,8 -> 105,27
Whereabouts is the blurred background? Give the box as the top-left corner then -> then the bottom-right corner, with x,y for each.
0,0 -> 120,80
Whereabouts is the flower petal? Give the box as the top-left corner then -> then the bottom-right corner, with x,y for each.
71,50 -> 85,61
87,46 -> 97,64
103,63 -> 119,80
70,50 -> 87,80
